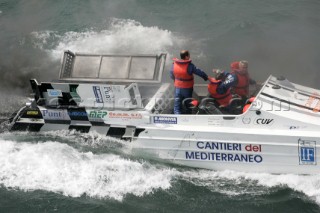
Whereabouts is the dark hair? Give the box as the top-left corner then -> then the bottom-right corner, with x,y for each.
180,50 -> 190,60
214,69 -> 225,81
215,72 -> 225,81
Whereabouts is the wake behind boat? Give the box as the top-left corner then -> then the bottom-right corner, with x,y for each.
5,50 -> 320,174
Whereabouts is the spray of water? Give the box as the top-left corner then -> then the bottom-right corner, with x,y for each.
0,18 -> 187,115
180,169 -> 320,204
0,139 -> 176,201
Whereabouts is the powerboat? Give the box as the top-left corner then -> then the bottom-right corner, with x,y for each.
5,50 -> 320,174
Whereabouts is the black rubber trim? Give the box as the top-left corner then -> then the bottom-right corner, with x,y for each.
134,128 -> 145,137
69,125 -> 91,133
44,120 -> 71,125
107,127 -> 126,138
90,121 -> 110,126
10,123 -> 43,132
223,117 -> 236,120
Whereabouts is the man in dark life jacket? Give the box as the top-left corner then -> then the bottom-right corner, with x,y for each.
217,60 -> 256,100
170,50 -> 208,114
208,69 -> 232,109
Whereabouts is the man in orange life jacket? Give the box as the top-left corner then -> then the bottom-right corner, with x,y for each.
217,60 -> 256,100
208,69 -> 232,110
170,50 -> 208,114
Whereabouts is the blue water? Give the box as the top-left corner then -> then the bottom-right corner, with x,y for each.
1,0 -> 320,212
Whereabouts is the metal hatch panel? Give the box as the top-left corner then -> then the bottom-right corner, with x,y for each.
59,50 -> 167,83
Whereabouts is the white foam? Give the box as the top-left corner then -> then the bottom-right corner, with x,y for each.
41,130 -> 127,147
31,19 -> 186,60
180,169 -> 320,204
4,131 -> 319,203
0,139 -> 175,201
241,172 -> 320,203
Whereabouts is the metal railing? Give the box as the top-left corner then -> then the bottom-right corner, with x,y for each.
59,50 -> 167,83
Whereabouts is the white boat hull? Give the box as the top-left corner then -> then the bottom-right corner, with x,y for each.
132,127 -> 320,174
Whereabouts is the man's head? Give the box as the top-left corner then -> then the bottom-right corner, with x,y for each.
230,61 -> 240,71
239,60 -> 248,72
180,50 -> 190,60
213,69 -> 225,81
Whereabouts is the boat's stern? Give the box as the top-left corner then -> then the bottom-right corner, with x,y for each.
9,99 -> 44,132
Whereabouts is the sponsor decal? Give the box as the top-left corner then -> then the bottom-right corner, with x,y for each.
305,92 -> 320,112
153,116 -> 177,124
185,141 -> 263,163
26,111 -> 39,115
41,110 -> 67,120
102,86 -> 114,103
180,117 -> 190,122
208,117 -> 223,126
89,111 -> 107,119
92,86 -> 103,103
288,125 -> 307,130
299,139 -> 316,165
70,85 -> 80,100
196,141 -> 242,151
109,112 -> 142,119
313,101 -> 320,113
185,152 -> 263,163
47,89 -> 62,97
68,111 -> 87,117
254,118 -> 274,125
242,117 -> 251,124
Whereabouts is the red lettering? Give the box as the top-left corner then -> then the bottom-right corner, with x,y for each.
245,144 -> 261,152
245,144 -> 252,151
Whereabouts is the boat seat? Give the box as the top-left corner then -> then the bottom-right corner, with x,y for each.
196,94 -> 245,115
227,97 -> 243,114
197,98 -> 222,115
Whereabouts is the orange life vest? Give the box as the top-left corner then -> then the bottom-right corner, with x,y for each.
232,70 -> 250,97
208,77 -> 232,107
230,61 -> 250,97
173,58 -> 194,88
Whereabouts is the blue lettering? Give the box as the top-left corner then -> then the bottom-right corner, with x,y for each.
254,155 -> 263,163
185,151 -> 263,163
227,143 -> 232,150
241,155 -> 248,162
221,153 -> 227,161
196,142 -> 243,151
205,142 -> 212,149
68,111 -> 87,117
234,154 -> 240,162
195,152 -> 200,160
210,153 -> 215,160
234,144 -> 241,151
212,143 -> 219,150
197,141 -> 204,149
216,153 -> 220,161
201,152 -> 207,160
186,151 -> 194,159
42,110 -> 63,118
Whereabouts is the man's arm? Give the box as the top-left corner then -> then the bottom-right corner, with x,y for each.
188,63 -> 208,81
216,73 -> 238,94
169,64 -> 175,80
